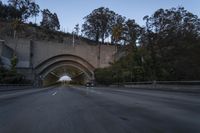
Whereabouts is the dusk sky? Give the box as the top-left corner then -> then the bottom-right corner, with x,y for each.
2,0 -> 200,33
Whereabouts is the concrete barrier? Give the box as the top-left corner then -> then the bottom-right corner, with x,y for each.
124,84 -> 200,93
122,81 -> 200,93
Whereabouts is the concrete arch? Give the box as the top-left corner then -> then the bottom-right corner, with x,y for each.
34,54 -> 95,86
39,61 -> 94,79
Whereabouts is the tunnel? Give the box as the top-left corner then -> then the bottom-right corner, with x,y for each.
42,65 -> 89,86
34,54 -> 95,87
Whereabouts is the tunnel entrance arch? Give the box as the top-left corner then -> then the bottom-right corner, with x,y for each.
34,54 -> 95,86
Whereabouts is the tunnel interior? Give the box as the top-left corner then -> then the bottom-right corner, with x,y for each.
42,65 -> 89,86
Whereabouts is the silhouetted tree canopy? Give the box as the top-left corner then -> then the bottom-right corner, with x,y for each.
95,7 -> 200,84
8,0 -> 40,21
82,7 -> 141,46
140,7 -> 200,80
0,1 -> 22,21
40,9 -> 60,31
82,7 -> 116,43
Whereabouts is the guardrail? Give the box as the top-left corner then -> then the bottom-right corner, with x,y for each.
121,81 -> 200,93
124,81 -> 200,85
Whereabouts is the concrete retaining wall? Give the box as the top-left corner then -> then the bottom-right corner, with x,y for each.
0,40 -> 13,68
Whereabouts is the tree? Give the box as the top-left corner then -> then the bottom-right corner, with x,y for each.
95,7 -> 200,84
11,55 -> 18,72
124,19 -> 141,48
82,7 -> 116,43
51,13 -> 60,30
94,67 -> 115,85
141,7 -> 200,80
8,0 -> 40,21
0,1 -> 22,21
111,15 -> 126,44
40,9 -> 60,31
74,24 -> 79,36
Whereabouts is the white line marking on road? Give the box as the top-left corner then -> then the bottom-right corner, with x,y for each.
52,92 -> 57,96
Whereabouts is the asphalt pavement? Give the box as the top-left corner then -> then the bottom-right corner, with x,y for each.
0,85 -> 200,133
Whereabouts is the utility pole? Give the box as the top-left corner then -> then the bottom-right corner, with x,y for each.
72,31 -> 75,47
98,42 -> 101,67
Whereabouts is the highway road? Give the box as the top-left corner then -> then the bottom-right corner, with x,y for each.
0,85 -> 200,133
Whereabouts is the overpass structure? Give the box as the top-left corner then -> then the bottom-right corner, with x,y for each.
0,37 -> 117,86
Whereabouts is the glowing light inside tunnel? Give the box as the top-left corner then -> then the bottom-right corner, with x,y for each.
58,75 -> 72,82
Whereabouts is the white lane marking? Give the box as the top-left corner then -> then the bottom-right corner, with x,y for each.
52,91 -> 57,96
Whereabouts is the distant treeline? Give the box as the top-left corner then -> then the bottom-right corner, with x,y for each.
94,7 -> 200,84
0,0 -> 60,31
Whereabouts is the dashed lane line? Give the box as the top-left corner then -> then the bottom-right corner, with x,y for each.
52,91 -> 57,96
